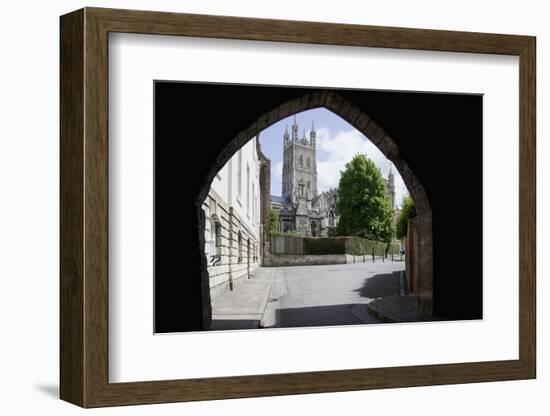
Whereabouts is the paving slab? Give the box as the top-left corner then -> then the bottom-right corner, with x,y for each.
210,270 -> 276,330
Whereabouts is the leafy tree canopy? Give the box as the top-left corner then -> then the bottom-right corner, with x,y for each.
336,154 -> 395,243
269,207 -> 279,236
395,195 -> 415,239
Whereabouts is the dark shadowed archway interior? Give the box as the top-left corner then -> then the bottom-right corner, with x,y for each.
154,81 -> 482,333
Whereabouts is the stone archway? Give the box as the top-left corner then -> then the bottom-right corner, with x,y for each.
196,90 -> 434,328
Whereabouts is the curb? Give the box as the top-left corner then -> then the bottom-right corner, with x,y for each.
366,300 -> 400,323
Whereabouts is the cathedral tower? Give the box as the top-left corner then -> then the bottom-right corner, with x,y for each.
387,165 -> 396,208
282,116 -> 318,204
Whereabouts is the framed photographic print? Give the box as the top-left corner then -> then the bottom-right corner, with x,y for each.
60,7 -> 536,408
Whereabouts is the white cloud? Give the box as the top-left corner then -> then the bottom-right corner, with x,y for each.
315,127 -> 409,208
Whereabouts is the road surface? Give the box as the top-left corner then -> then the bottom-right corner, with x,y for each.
265,261 -> 405,328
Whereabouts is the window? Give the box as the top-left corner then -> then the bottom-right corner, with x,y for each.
246,164 -> 250,216
298,180 -> 305,197
209,219 -> 216,255
299,155 -> 303,168
283,220 -> 291,232
252,183 -> 255,222
238,231 -> 243,263
209,218 -> 222,264
215,222 -> 222,255
310,221 -> 317,237
238,149 -> 242,198
306,157 -> 310,169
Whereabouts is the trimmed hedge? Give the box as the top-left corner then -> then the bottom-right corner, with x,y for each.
304,238 -> 346,255
302,236 -> 387,256
387,242 -> 401,256
344,237 -> 386,257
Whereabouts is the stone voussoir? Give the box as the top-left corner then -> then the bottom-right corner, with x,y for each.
308,91 -> 325,108
324,91 -> 345,113
277,101 -> 292,120
363,120 -> 386,145
266,107 -> 281,126
298,94 -> 313,112
353,112 -> 371,132
377,134 -> 400,158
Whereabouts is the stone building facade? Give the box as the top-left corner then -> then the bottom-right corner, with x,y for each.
202,137 -> 263,298
271,116 -> 396,237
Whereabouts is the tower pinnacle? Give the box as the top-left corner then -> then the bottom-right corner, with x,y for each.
284,123 -> 289,142
310,120 -> 317,148
291,114 -> 299,141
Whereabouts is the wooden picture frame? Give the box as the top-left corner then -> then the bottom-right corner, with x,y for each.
60,7 -> 536,408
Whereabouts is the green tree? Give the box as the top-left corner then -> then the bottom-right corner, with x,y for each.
269,208 -> 279,236
395,195 -> 415,239
336,154 -> 395,242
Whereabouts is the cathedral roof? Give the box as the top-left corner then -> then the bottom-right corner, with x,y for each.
271,195 -> 289,205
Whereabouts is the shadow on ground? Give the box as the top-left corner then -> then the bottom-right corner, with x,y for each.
275,303 -> 379,328
35,384 -> 58,399
210,319 -> 260,331
354,272 -> 401,299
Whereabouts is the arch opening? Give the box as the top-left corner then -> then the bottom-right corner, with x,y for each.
198,91 -> 434,330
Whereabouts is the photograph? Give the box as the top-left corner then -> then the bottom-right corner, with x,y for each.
153,81 -> 483,333
55,6 -> 536,409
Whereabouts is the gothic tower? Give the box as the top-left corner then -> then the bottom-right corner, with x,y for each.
387,165 -> 396,208
282,116 -> 318,204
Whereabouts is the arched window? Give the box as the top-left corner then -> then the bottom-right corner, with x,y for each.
329,210 -> 335,227
299,155 -> 303,167
306,157 -> 310,169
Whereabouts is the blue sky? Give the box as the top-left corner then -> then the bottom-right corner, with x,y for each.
258,108 -> 409,208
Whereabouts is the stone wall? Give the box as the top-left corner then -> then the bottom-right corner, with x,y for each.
264,253 -> 386,267
203,190 -> 260,298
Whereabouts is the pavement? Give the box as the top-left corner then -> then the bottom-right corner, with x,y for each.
210,268 -> 282,330
210,261 -> 432,330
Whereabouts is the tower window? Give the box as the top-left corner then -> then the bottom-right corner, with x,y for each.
299,155 -> 303,168
306,157 -> 310,169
